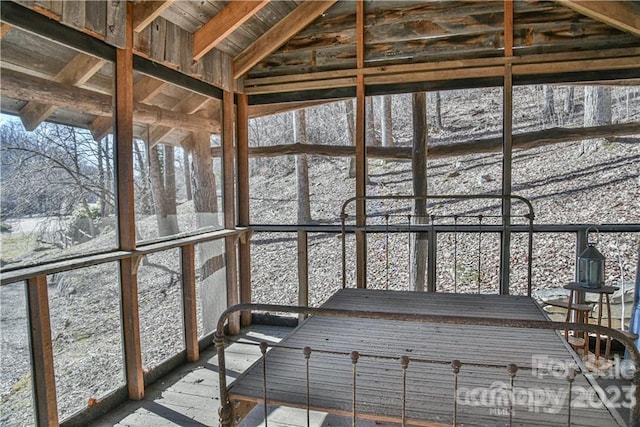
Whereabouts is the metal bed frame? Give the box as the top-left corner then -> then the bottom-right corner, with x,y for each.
215,194 -> 638,426
339,194 -> 535,295
215,303 -> 640,426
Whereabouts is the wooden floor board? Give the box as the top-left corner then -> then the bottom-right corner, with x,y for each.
228,289 -> 624,426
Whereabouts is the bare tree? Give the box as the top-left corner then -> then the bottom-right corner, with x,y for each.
183,148 -> 192,201
366,97 -> 377,146
563,86 -> 575,117
148,144 -> 179,236
429,91 -> 444,131
381,95 -> 394,148
1,121 -> 115,246
190,131 -> 223,335
344,99 -> 357,178
293,109 -> 312,223
543,86 -> 555,125
133,138 -> 152,215
582,86 -> 612,153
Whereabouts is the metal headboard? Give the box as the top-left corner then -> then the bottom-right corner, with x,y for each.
339,194 -> 535,296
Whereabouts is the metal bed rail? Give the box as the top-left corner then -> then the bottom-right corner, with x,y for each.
340,194 -> 535,295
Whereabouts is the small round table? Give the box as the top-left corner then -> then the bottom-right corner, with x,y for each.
564,282 -> 619,360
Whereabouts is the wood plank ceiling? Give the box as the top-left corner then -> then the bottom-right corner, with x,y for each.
1,0 -> 639,144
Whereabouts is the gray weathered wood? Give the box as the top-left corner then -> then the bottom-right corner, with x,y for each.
61,0 -> 85,30
106,0 -> 127,48
149,16 -> 167,62
1,68 -> 220,134
85,1 -> 106,37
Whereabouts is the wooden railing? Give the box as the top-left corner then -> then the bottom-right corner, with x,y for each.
0,227 -> 248,426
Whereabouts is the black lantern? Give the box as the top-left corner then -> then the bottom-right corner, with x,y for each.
577,227 -> 605,289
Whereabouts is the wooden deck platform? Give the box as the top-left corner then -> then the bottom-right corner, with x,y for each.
228,289 -> 627,426
92,325 -> 389,427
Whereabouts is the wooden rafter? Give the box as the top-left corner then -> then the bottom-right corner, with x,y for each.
19,53 -> 105,131
556,0 -> 640,37
132,0 -> 175,33
149,96 -> 216,147
193,0 -> 270,62
233,0 -> 338,79
242,51 -> 640,95
244,47 -> 640,88
1,68 -> 219,134
90,76 -> 167,141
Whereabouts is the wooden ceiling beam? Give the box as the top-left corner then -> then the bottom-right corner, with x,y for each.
90,76 -> 167,141
132,0 -> 175,33
233,0 -> 337,79
193,0 -> 270,62
556,1 -> 640,37
2,68 -> 219,134
19,53 -> 106,131
243,47 -> 640,94
149,96 -> 218,147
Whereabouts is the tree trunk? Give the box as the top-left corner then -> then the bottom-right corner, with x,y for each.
191,131 -> 223,335
411,92 -> 428,292
543,86 -> 555,125
164,144 -> 178,226
293,109 -> 312,223
433,91 -> 443,131
381,95 -> 393,148
133,139 -> 152,215
582,86 -> 612,153
97,137 -> 106,218
80,197 -> 96,239
366,97 -> 376,146
564,86 -> 575,117
183,148 -> 193,201
191,133 -> 219,228
149,144 -> 179,236
345,100 -> 356,178
105,135 -> 114,211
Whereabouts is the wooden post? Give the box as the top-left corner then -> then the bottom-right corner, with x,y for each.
114,2 -> 144,400
500,0 -> 514,295
182,243 -> 199,362
412,92 -> 428,292
223,90 -> 240,334
237,93 -> 252,327
355,0 -> 367,289
27,275 -> 59,427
